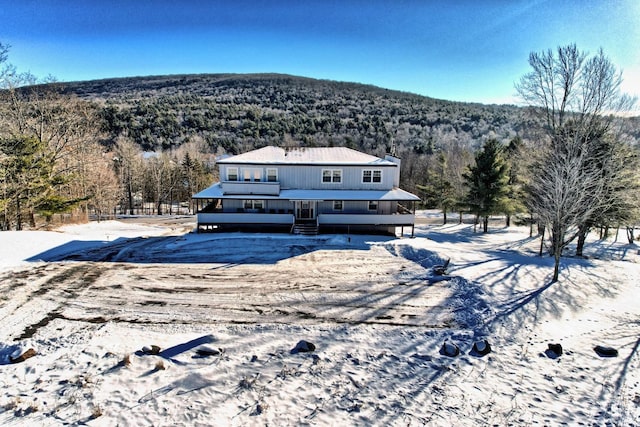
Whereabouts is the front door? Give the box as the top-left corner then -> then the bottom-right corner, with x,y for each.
295,201 -> 316,220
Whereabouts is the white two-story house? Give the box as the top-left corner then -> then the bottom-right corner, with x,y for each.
192,146 -> 420,236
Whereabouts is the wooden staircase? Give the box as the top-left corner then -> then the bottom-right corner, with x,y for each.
291,221 -> 319,235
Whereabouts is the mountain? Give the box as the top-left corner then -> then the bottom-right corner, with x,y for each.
50,73 -> 555,155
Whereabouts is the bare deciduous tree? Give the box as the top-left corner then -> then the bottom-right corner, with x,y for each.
516,44 -> 637,282
1,44 -> 106,228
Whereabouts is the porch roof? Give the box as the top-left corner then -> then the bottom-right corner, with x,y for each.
193,183 -> 420,201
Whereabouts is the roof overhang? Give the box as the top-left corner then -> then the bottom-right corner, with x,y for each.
193,183 -> 420,202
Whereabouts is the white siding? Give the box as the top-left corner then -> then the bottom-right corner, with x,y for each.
317,200 -> 396,215
220,163 -> 399,191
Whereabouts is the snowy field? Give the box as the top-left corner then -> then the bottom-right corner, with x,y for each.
0,214 -> 638,426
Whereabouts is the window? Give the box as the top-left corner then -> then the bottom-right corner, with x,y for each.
322,169 -> 342,183
243,168 -> 262,182
368,201 -> 378,211
227,167 -> 238,181
333,200 -> 343,211
362,169 -> 382,183
266,168 -> 278,182
243,200 -> 264,210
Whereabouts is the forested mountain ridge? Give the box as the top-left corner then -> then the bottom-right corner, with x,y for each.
35,72 -> 635,198
51,73 -> 555,155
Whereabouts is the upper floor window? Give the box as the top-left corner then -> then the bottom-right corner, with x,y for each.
322,169 -> 342,183
243,168 -> 262,182
368,200 -> 378,211
362,169 -> 382,183
333,200 -> 343,211
227,167 -> 238,181
266,168 -> 278,182
243,199 -> 264,210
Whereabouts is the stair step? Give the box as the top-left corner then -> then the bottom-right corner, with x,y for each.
292,224 -> 319,235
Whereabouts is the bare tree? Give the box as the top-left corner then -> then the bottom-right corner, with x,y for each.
86,152 -> 120,221
1,48 -> 104,228
526,131 -> 606,280
147,152 -> 180,215
516,44 -> 637,281
113,137 -> 142,215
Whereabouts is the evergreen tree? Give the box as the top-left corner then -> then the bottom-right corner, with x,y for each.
416,151 -> 456,224
0,136 -> 85,229
501,136 -> 527,227
463,139 -> 509,232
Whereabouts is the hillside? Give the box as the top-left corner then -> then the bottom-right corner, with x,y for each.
53,73 -> 543,155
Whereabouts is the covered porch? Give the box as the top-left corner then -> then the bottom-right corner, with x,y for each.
192,185 -> 420,235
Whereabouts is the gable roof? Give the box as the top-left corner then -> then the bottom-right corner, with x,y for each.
217,146 -> 397,166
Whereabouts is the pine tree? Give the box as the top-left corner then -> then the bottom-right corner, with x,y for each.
463,139 -> 509,232
416,151 -> 456,224
501,136 -> 527,227
0,136 -> 85,229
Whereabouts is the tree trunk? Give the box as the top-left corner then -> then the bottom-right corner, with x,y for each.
29,210 -> 36,228
483,216 -> 489,233
15,195 -> 22,231
506,214 -> 511,227
626,227 -> 635,244
443,209 -> 447,225
551,222 -> 563,282
127,179 -> 134,215
552,250 -> 561,282
576,224 -> 589,257
539,226 -> 545,256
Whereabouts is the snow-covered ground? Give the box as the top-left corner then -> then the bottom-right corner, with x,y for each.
0,214 -> 638,426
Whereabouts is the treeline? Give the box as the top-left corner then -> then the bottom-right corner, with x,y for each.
59,73 -> 640,197
0,43 -> 215,229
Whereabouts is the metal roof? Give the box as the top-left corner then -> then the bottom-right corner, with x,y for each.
217,146 -> 397,166
193,183 -> 420,201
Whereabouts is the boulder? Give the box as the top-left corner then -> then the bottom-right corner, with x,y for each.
440,341 -> 459,357
196,346 -> 222,357
594,345 -> 618,358
291,340 -> 316,354
471,339 -> 492,356
141,345 -> 161,355
547,343 -> 563,357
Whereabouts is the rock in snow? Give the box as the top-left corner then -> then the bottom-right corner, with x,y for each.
141,345 -> 161,355
440,341 -> 460,357
291,340 -> 316,354
471,339 -> 492,356
547,343 -> 563,357
196,346 -> 222,357
594,345 -> 618,357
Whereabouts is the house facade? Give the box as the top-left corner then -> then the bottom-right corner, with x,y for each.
192,146 -> 420,236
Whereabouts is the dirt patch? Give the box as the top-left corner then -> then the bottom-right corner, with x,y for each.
16,311 -> 65,340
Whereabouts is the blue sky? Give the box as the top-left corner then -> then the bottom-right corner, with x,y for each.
1,0 -> 639,104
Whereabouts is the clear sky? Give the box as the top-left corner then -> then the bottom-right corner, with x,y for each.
1,0 -> 639,105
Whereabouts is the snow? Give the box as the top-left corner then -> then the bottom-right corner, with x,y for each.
0,214 -> 638,426
193,184 -> 420,201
